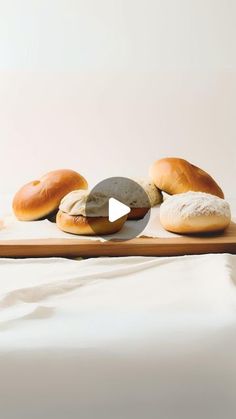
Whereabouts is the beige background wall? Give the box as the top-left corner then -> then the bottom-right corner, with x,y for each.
0,0 -> 235,196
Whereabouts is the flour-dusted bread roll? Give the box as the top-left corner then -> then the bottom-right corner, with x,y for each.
127,178 -> 162,219
150,157 -> 224,198
57,190 -> 127,235
13,169 -> 88,221
92,177 -> 162,220
160,192 -> 231,234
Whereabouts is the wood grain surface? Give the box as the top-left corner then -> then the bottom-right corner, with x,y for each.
0,222 -> 235,258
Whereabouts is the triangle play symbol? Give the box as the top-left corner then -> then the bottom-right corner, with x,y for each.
108,197 -> 131,222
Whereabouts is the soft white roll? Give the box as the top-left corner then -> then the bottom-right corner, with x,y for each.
160,192 -> 231,234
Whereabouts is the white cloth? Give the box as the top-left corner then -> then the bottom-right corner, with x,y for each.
1,254 -> 236,419
0,254 -> 236,349
1,193 -> 236,418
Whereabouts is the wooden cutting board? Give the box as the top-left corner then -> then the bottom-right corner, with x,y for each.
0,222 -> 235,258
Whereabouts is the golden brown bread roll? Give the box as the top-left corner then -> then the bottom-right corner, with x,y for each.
149,158 -> 224,198
160,192 -> 231,234
56,210 -> 127,235
13,169 -> 88,221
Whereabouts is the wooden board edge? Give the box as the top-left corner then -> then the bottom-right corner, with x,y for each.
0,236 -> 235,257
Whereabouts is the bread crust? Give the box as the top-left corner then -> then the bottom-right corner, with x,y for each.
13,169 -> 88,221
150,158 -> 224,198
128,207 -> 149,220
160,214 -> 230,234
56,210 -> 127,235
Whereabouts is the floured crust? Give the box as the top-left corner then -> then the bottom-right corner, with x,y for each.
160,192 -> 231,234
60,179 -> 162,219
132,179 -> 163,206
59,190 -> 108,217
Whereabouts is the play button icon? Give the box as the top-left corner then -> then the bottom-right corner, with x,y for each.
85,176 -> 151,241
108,198 -> 130,222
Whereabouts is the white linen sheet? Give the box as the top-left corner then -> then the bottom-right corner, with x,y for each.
1,254 -> 236,419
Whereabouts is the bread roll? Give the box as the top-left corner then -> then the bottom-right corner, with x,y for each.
150,158 -> 224,198
128,179 -> 162,219
56,211 -> 127,235
57,190 -> 127,235
89,177 -> 162,220
160,192 -> 231,234
13,169 -> 88,221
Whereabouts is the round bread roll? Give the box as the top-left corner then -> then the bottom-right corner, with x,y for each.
160,192 -> 231,234
13,169 -> 88,221
57,190 -> 127,235
128,179 -> 162,220
89,177 -> 162,220
56,211 -> 127,235
150,158 -> 224,198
